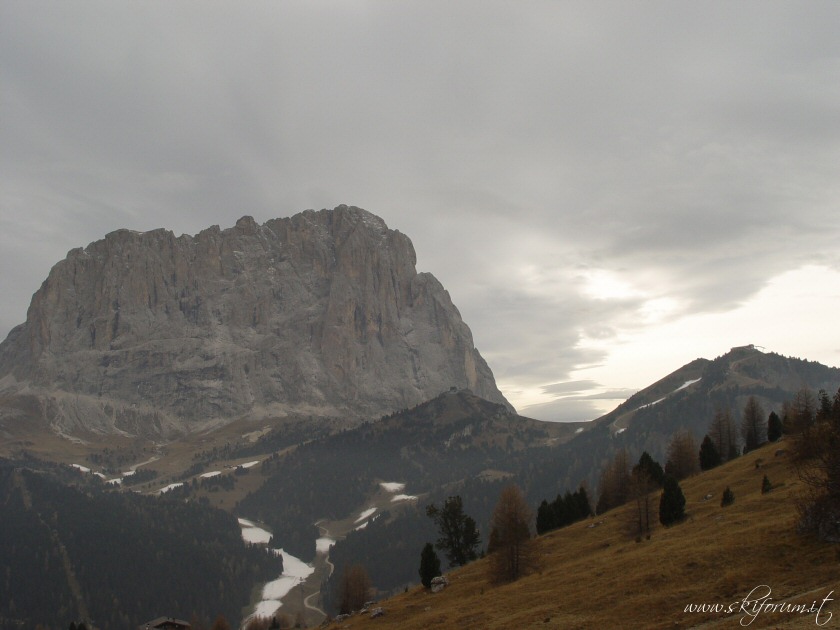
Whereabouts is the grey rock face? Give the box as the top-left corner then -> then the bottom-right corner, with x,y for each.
0,206 -> 510,437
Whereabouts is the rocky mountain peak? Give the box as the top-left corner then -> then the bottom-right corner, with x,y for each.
0,206 -> 509,439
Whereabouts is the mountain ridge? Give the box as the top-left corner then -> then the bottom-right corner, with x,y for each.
0,206 -> 509,443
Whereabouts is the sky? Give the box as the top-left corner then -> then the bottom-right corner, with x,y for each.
2,2 -> 839,422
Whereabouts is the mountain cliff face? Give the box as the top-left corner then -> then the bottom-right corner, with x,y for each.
0,206 -> 509,438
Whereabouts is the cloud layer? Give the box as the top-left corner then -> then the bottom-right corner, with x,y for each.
2,2 -> 839,420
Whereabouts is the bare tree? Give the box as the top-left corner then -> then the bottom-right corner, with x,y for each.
210,616 -> 232,630
788,388 -> 819,460
664,430 -> 698,480
595,449 -> 631,514
628,468 -> 657,540
709,407 -> 738,461
338,564 -> 372,614
487,485 -> 537,584
741,396 -> 766,453
794,396 -> 840,542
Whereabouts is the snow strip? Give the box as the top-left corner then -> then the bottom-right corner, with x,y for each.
316,537 -> 335,554
239,460 -> 261,469
158,482 -> 184,494
674,377 -> 702,392
200,470 -> 221,478
391,494 -> 418,503
355,507 -> 377,523
238,518 -> 272,544
379,482 -> 405,492
250,547 -> 314,618
71,464 -> 91,473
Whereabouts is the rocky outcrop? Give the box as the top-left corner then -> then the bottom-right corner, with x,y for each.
0,206 -> 510,438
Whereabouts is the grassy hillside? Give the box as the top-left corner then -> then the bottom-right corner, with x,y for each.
323,440 -> 837,629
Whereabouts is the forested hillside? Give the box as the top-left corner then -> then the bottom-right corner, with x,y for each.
0,459 -> 281,629
235,390 -> 563,560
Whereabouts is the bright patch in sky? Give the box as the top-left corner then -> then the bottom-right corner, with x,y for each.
519,265 -> 840,422
582,270 -> 642,301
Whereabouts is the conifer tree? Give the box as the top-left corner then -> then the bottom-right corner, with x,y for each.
767,411 -> 783,442
659,475 -> 686,526
418,542 -> 441,589
633,451 -> 665,486
426,496 -> 481,566
535,500 -> 556,535
721,486 -> 735,507
761,474 -> 772,494
698,435 -> 722,471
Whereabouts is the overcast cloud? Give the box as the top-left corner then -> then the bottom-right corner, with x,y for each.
2,2 -> 839,421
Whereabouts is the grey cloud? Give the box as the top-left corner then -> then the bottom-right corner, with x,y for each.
541,381 -> 602,397
2,1 -> 839,409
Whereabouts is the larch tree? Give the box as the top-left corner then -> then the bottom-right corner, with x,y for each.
628,466 -> 657,540
664,430 -> 698,481
487,484 -> 537,584
596,448 -> 631,514
338,564 -> 372,614
792,387 -> 840,542
741,396 -> 766,453
709,407 -> 738,461
210,615 -> 232,630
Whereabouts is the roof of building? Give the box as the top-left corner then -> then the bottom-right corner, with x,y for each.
138,617 -> 191,630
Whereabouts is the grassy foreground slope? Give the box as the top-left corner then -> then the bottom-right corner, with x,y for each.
325,441 -> 837,629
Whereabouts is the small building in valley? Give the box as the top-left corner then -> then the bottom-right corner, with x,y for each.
138,617 -> 191,630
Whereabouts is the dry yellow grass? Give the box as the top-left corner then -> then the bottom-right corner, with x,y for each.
323,441 -> 838,629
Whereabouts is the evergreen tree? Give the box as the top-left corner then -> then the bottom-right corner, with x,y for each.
633,452 -> 665,487
767,411 -> 783,442
574,486 -> 592,519
658,475 -> 686,526
418,542 -> 441,589
535,500 -> 556,535
761,474 -> 772,494
698,435 -> 722,471
426,496 -> 481,566
721,486 -> 735,507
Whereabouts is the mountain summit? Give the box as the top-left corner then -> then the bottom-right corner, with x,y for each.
0,205 -> 509,438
